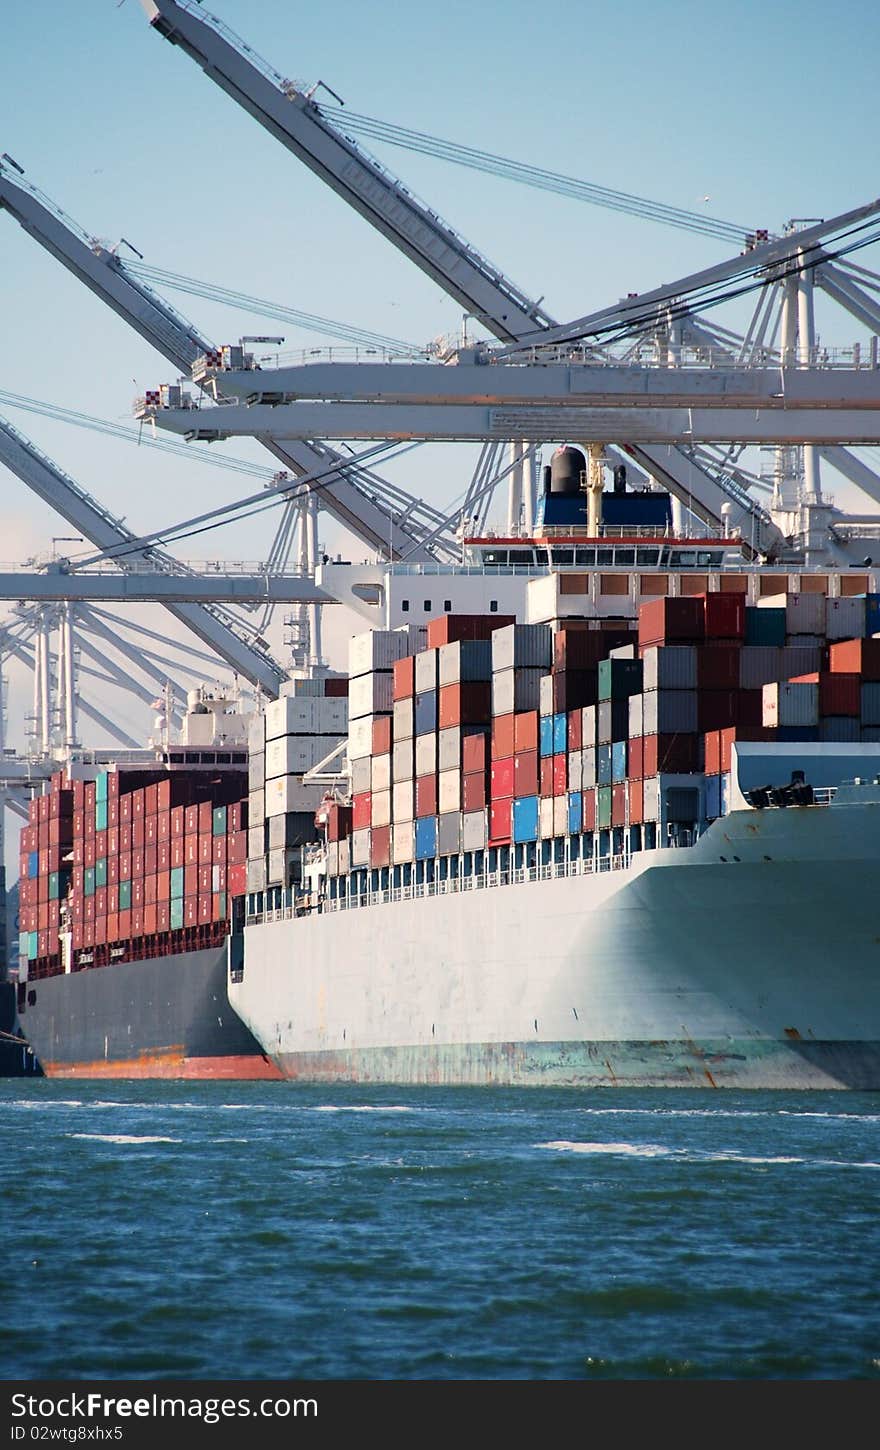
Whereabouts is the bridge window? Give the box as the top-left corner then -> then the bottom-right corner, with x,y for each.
550,547 -> 574,565
574,548 -> 596,565
490,600 -> 498,612
423,599 -> 432,611
482,549 -> 508,566
614,547 -> 635,564
401,600 -> 409,612
636,548 -> 661,566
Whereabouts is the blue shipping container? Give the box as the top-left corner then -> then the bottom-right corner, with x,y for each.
513,795 -> 539,843
611,740 -> 628,783
414,690 -> 437,735
28,850 -> 39,878
745,605 -> 786,646
865,594 -> 880,637
720,773 -> 731,815
415,815 -> 438,860
705,774 -> 722,819
597,744 -> 612,786
539,716 -> 555,757
568,791 -> 582,835
552,712 -> 567,754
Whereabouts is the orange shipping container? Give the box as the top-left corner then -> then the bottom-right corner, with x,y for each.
392,655 -> 415,700
628,779 -> 644,825
513,710 -> 539,754
491,713 -> 516,761
372,715 -> 393,755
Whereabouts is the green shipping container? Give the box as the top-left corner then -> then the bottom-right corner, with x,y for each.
96,772 -> 108,802
95,799 -> 108,832
598,657 -> 643,702
597,785 -> 613,830
84,866 -> 96,897
744,605 -> 786,646
170,866 -> 184,900
27,931 -> 39,960
48,871 -> 59,901
218,892 -> 227,919
212,805 -> 227,837
95,857 -> 107,888
117,879 -> 132,910
170,899 -> 184,931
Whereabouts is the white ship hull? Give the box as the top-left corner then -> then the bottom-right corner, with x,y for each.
230,800 -> 880,1088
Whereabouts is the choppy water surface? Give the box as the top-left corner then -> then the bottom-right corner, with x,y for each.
2,1082 -> 879,1380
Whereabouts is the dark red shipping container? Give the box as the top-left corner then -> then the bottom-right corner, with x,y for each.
514,751 -> 539,797
426,613 -> 515,649
643,733 -> 700,775
462,730 -> 488,775
699,592 -> 746,640
369,824 -> 391,869
638,596 -> 705,648
438,681 -> 492,729
790,670 -> 860,717
552,754 -> 567,796
611,783 -> 627,827
539,756 -> 554,798
567,709 -> 583,752
628,736 -> 644,780
697,645 -> 741,690
462,771 -> 486,812
415,774 -> 437,818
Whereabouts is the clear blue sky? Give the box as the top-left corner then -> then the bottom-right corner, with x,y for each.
1,0 -> 879,785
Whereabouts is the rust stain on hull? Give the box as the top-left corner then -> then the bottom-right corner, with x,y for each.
42,1050 -> 283,1081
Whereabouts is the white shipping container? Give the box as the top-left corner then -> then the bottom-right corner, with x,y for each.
461,809 -> 487,851
393,697 -> 414,740
326,841 -> 339,877
640,645 -> 697,691
539,796 -> 555,839
371,788 -> 391,828
348,670 -> 394,720
350,756 -> 372,795
351,827 -> 370,866
492,666 -> 543,717
438,727 -> 462,773
628,693 -> 644,740
492,622 -> 553,672
264,775 -> 327,818
264,694 -> 319,741
246,857 -> 267,893
247,713 -> 265,752
553,794 -> 568,836
826,596 -> 866,641
568,749 -> 583,791
393,738 -> 414,784
438,768 -> 461,814
414,732 -> 437,777
248,788 -> 264,825
539,674 -> 555,717
642,689 -> 698,735
758,591 -> 826,635
348,628 -> 412,678
393,779 -> 414,823
414,647 -> 439,693
371,753 -> 391,793
266,733 -> 343,778
392,823 -> 414,864
582,746 -> 597,789
347,716 -> 374,761
582,705 -> 597,746
437,810 -> 462,856
762,681 -> 819,727
438,639 -> 493,686
642,776 -> 661,821
337,837 -> 350,876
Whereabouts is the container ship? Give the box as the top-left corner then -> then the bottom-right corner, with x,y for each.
226,454 -> 880,1089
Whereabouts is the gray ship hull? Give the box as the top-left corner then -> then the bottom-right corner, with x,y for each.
231,802 -> 880,1088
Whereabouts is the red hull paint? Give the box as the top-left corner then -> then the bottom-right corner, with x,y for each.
41,1050 -> 284,1081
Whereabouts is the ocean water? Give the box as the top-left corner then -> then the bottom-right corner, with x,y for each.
2,1081 -> 879,1381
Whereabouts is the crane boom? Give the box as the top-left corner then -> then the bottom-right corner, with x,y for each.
0,414 -> 285,694
0,162 -> 448,561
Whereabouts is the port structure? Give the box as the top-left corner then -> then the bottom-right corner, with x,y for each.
137,0 -> 880,571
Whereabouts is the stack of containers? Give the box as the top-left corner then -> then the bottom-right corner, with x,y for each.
437,636 -> 493,858
262,688 -> 347,887
491,623 -> 552,845
348,627 -> 413,871
829,636 -> 880,740
17,772 -> 72,975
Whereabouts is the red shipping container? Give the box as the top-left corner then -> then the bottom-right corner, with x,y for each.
144,875 -> 157,905
211,894 -> 227,924
415,775 -> 437,818
539,756 -> 554,798
567,709 -> 583,752
552,754 -> 567,796
184,864 -> 198,896
158,841 -> 170,870
38,795 -> 51,822
93,917 -> 107,946
184,836 -> 199,865
704,730 -> 722,776
198,801 -> 213,833
157,812 -> 170,842
71,924 -> 83,950
629,736 -> 644,781
369,824 -> 391,869
84,839 -> 96,869
131,817 -> 145,848
120,822 -> 132,851
212,835 -> 227,865
372,716 -> 393,755
829,636 -> 880,681
82,923 -> 94,949
184,897 -> 198,928
491,713 -> 516,761
132,849 -> 144,878
638,596 -> 705,647
719,725 -> 774,774
107,826 -> 118,855
790,671 -> 860,717
438,682 -> 492,729
145,783 -> 158,816
611,783 -> 627,827
462,772 -> 486,812
697,645 -> 741,690
118,909 -> 131,938
699,592 -> 746,640
324,678 -> 349,697
132,880 -> 144,908
462,730 -> 488,775
171,840 -> 185,869
228,801 -> 243,833
491,757 -> 515,799
73,780 -> 85,810
184,804 -> 199,835
120,795 -> 132,823
171,806 -> 185,838
95,829 -> 107,858
513,710 -> 539,754
352,792 -> 372,830
107,798 -> 119,827
117,851 -> 131,882
157,778 -> 171,812
145,816 -> 157,845
393,655 -> 415,700
583,788 -> 597,833
84,811 -> 95,841
643,733 -> 699,775
157,902 -> 171,932
628,779 -> 644,824
144,844 -> 157,874
198,864 -> 212,894
489,798 -> 512,842
697,691 -> 746,732
132,789 -> 144,819
143,903 -> 158,936
514,751 -> 539,797
72,838 -> 84,866
132,906 -> 145,935
106,912 -> 119,942
95,886 -> 107,916
156,870 -> 170,901
426,613 -> 515,649
214,863 -> 227,891
228,864 -> 247,897
198,895 -> 212,926
229,832 -> 246,866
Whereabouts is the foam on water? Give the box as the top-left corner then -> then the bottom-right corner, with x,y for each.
67,1133 -> 181,1145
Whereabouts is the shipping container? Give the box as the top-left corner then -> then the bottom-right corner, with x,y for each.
371,788 -> 392,828
438,639 -> 493,686
437,811 -> 462,856
427,613 -> 515,649
415,816 -> 438,860
492,622 -> 553,672
415,775 -> 438,818
492,667 -> 543,717
638,596 -> 705,646
392,779 -> 415,824
414,732 -> 438,778
349,628 -> 413,678
489,799 -> 512,842
348,670 -> 394,719
392,738 -> 415,784
745,604 -> 786,646
829,636 -> 880,681
461,809 -> 487,851
438,681 -> 492,728
414,647 -> 439,694
369,824 -> 391,870
371,715 -> 393,756
642,689 -> 699,735
513,795 -> 539,843
393,697 -> 415,741
461,730 -> 489,775
371,753 -> 392,793
762,681 -> 819,727
598,657 -> 643,700
392,654 -> 415,701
